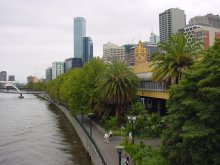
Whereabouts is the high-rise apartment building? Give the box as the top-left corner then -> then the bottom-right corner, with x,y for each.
74,17 -> 86,58
45,67 -> 52,82
103,42 -> 125,63
159,8 -> 186,42
0,71 -> 7,81
83,37 -> 93,63
179,25 -> 220,50
189,14 -> 220,29
52,62 -> 64,79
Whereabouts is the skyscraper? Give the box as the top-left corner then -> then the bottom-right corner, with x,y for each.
159,8 -> 186,42
83,37 -> 93,63
74,17 -> 86,58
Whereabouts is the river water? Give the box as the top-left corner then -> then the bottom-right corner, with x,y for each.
0,93 -> 92,165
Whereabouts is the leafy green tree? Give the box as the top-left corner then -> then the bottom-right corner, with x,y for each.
96,61 -> 139,126
161,39 -> 220,165
150,33 -> 202,89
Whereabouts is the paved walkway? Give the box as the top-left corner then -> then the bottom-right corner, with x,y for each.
77,115 -> 160,165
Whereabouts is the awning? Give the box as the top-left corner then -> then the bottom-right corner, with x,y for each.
136,72 -> 153,81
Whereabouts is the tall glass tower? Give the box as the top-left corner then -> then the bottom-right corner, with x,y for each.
74,17 -> 86,58
83,37 -> 93,63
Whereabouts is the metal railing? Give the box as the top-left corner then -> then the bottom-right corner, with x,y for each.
75,116 -> 108,165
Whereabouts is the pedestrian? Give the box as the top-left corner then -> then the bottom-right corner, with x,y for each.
104,133 -> 109,144
125,154 -> 130,165
109,130 -> 113,141
121,154 -> 129,165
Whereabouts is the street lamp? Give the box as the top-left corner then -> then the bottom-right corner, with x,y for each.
88,113 -> 94,137
127,115 -> 136,144
115,145 -> 125,165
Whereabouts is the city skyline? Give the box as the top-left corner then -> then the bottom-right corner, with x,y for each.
0,0 -> 219,83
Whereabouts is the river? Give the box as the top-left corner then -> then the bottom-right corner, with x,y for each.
0,93 -> 92,165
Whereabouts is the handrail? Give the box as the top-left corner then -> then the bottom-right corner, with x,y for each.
74,116 -> 108,165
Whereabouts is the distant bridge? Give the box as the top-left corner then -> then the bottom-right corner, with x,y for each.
0,81 -> 45,98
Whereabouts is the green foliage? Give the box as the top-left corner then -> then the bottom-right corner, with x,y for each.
102,116 -> 117,131
46,58 -> 107,116
96,61 -> 139,126
26,81 -> 46,91
150,33 -> 202,88
161,39 -> 220,165
125,102 -> 164,137
122,138 -> 170,165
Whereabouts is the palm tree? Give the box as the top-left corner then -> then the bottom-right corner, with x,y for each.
150,33 -> 202,89
96,61 -> 139,125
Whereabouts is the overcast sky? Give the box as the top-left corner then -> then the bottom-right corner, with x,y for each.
0,0 -> 219,83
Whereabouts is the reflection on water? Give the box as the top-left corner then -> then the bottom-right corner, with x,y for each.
0,93 -> 92,165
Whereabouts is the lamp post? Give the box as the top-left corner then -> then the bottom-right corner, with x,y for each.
115,145 -> 125,165
127,115 -> 136,144
88,113 -> 94,137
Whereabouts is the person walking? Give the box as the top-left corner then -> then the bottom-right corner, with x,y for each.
104,133 -> 109,144
121,154 -> 129,165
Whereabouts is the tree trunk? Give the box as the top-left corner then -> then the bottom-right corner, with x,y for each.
115,105 -> 121,128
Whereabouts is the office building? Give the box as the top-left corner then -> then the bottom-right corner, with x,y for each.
45,67 -> 52,82
8,75 -> 15,81
189,13 -> 220,29
52,61 -> 64,79
159,8 -> 186,42
64,58 -> 83,73
74,17 -> 86,58
179,25 -> 220,50
0,71 -> 7,81
83,37 -> 93,63
103,42 -> 125,63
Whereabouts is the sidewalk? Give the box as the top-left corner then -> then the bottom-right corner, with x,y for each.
78,115 -> 160,165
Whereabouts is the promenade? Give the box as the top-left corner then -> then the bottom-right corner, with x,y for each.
77,115 -> 160,165
48,101 -> 160,165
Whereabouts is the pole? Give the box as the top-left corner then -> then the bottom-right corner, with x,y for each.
132,122 -> 134,144
90,117 -> 92,137
119,150 -> 121,165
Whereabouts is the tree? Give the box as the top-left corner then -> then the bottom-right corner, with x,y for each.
161,39 -> 220,165
150,33 -> 202,89
96,61 -> 139,126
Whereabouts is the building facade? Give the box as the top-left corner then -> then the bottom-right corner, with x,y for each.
189,14 -> 220,29
0,71 -> 7,81
52,62 -> 64,79
27,76 -> 39,83
45,67 -> 52,82
135,41 -> 147,65
64,58 -> 83,73
8,75 -> 15,81
149,32 -> 160,44
83,37 -> 93,63
159,8 -> 186,42
74,17 -> 86,58
179,24 -> 220,50
103,42 -> 125,63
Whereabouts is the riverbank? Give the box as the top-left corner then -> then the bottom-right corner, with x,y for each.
36,93 -> 160,165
